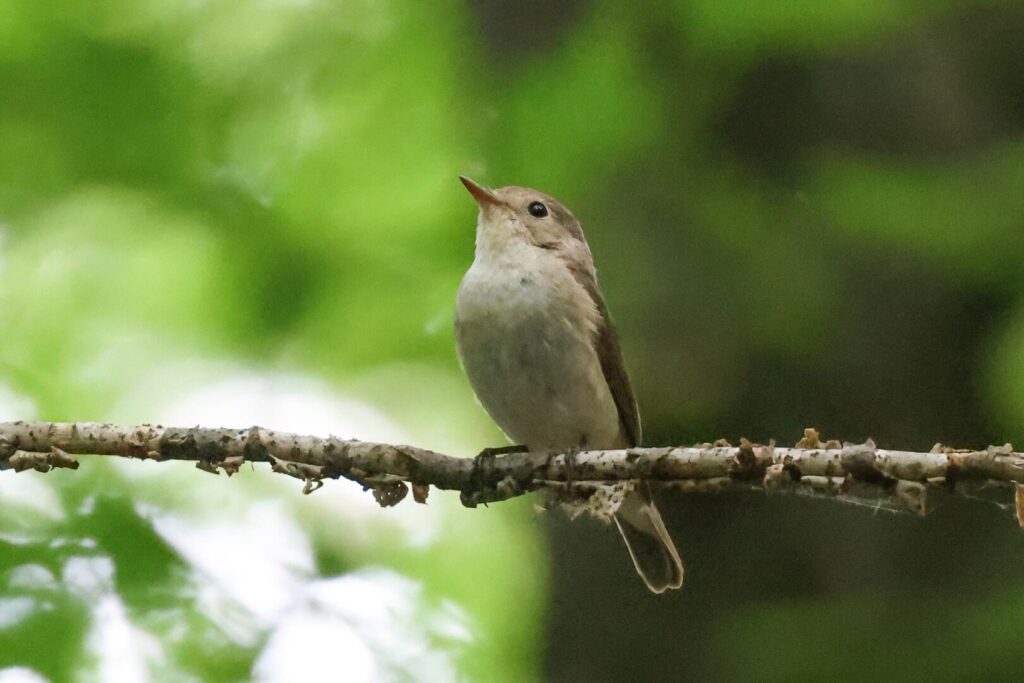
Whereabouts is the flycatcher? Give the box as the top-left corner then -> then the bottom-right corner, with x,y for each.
455,176 -> 683,593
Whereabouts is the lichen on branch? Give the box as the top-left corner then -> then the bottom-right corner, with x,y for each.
1,422 -> 1022,525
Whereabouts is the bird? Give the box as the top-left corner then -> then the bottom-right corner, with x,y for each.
454,175 -> 683,593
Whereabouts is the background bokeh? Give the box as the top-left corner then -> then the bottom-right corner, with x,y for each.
2,0 -> 1024,680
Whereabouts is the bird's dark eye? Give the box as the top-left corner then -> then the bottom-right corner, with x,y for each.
528,201 -> 548,218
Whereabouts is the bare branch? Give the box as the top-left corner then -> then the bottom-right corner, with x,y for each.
0,423 -> 1021,520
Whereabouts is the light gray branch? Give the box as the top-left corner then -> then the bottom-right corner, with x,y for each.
1,422 -> 1022,521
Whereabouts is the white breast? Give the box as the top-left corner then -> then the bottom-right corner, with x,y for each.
454,244 -> 623,451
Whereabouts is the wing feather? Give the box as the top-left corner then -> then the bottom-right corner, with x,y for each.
564,259 -> 642,448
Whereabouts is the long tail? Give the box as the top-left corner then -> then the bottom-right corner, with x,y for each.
613,487 -> 684,593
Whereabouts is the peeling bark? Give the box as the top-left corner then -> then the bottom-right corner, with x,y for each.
0,423 -> 1021,520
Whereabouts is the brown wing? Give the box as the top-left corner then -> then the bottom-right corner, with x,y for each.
566,260 -> 642,448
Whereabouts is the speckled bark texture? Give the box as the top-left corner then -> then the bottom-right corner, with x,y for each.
1,423 -> 1022,522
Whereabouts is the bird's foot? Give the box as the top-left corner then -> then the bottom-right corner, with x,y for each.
562,446 -> 582,486
468,444 -> 527,501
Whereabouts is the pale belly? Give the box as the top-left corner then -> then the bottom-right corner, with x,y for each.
455,262 -> 623,451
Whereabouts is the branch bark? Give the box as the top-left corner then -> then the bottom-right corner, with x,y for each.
0,422 -> 1021,521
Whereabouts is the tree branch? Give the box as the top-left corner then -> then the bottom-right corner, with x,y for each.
1,422 -> 1022,522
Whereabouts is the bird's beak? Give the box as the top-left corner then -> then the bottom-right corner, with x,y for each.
460,176 -> 503,208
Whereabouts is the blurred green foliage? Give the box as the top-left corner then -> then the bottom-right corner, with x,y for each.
2,0 -> 1024,680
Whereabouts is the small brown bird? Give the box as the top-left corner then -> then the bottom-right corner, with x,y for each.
454,176 -> 683,593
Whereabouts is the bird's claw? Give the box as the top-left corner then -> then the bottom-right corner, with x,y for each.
469,444 -> 527,496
